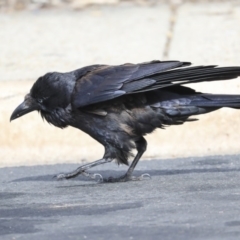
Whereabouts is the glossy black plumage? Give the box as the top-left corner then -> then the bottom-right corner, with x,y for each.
10,60 -> 240,182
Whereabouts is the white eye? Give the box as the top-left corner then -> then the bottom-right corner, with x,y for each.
38,99 -> 43,104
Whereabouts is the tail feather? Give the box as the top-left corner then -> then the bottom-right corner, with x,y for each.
190,94 -> 240,108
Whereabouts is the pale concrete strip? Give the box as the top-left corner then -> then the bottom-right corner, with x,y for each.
0,4 -> 170,167
150,2 -> 240,161
169,2 -> 240,74
0,5 -> 168,81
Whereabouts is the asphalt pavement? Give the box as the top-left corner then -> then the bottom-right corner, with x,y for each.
1,155 -> 240,239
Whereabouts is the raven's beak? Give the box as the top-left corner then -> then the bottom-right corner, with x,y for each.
10,95 -> 39,121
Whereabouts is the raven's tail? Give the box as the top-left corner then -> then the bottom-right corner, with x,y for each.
189,94 -> 240,109
161,93 -> 240,121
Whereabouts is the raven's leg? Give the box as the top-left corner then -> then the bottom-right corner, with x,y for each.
55,158 -> 113,180
105,137 -> 149,182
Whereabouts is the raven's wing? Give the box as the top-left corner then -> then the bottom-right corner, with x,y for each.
72,60 -> 240,108
72,60 -> 190,108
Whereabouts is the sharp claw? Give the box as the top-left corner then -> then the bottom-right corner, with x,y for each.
54,173 -> 67,180
82,172 -> 103,182
92,173 -> 103,182
139,173 -> 151,180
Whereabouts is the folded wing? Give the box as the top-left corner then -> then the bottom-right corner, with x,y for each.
72,60 -> 240,108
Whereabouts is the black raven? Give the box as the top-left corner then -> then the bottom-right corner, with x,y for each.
10,60 -> 240,182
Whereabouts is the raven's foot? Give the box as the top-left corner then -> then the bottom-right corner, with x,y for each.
54,158 -> 111,180
104,173 -> 151,183
81,171 -> 103,182
54,171 -> 103,182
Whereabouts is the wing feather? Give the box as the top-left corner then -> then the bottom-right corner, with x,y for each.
72,60 -> 240,108
72,61 -> 189,107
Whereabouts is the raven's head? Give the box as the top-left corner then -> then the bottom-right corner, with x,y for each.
10,72 -> 74,121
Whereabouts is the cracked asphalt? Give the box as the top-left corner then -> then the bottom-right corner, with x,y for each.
1,155 -> 240,239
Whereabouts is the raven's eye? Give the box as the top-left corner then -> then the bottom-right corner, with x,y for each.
37,99 -> 43,104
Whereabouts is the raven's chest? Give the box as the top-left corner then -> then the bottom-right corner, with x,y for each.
40,106 -> 72,129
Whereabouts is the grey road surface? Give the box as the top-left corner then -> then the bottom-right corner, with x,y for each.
1,155 -> 240,239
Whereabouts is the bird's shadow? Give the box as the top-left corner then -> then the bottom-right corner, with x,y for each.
11,166 -> 240,184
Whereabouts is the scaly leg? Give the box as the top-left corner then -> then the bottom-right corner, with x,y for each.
55,158 -> 112,180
